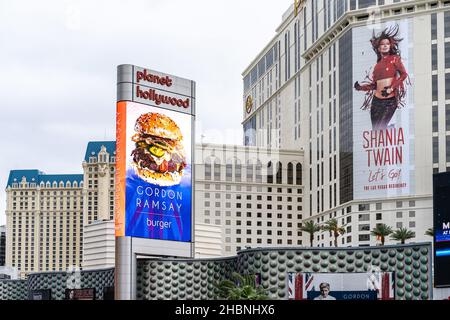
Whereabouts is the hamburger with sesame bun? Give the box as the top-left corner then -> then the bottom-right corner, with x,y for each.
131,112 -> 187,186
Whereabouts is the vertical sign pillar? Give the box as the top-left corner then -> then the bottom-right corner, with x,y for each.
115,64 -> 195,300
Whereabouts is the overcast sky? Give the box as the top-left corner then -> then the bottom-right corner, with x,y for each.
0,0 -> 294,225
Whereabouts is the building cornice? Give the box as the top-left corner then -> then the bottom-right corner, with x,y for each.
302,0 -> 447,64
194,179 -> 304,189
196,143 -> 304,156
303,194 -> 433,223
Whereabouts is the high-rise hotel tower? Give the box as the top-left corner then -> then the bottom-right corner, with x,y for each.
242,0 -> 448,247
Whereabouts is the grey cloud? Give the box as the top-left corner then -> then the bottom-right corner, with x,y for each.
0,0 -> 293,225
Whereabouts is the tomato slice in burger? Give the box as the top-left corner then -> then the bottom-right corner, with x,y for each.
159,160 -> 168,172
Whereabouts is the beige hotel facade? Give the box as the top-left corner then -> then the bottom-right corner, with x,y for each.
241,0 -> 448,247
5,142 -> 115,278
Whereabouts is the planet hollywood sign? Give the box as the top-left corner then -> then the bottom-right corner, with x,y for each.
117,65 -> 195,115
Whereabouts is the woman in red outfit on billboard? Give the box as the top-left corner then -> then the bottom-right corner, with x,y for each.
354,25 -> 409,130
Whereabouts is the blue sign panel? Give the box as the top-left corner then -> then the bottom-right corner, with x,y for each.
117,101 -> 193,242
307,291 -> 378,300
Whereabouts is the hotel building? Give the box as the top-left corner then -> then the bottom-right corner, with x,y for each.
242,0 -> 448,247
195,143 -> 304,255
4,142 -> 115,278
0,226 -> 5,267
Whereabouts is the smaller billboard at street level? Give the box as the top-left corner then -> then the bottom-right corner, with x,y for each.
287,272 -> 394,300
65,288 -> 96,300
433,173 -> 450,287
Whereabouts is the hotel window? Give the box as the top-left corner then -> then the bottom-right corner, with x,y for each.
275,162 -> 282,184
446,105 -> 450,131
225,160 -> 232,181
447,136 -> 450,162
432,13 -> 437,40
432,75 -> 438,102
214,159 -> 221,181
358,214 -> 369,221
433,137 -> 439,164
446,11 -> 450,39
246,161 -> 254,182
267,161 -> 274,184
287,163 -> 294,185
285,30 -> 290,81
358,204 -> 369,211
358,234 -> 370,241
433,105 -> 438,132
204,159 -> 211,180
235,160 -> 242,182
255,161 -> 262,183
432,44 -> 438,71
446,74 -> 450,100
358,224 -> 370,232
446,42 -> 450,69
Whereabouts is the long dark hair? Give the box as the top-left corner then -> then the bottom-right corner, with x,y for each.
370,24 -> 403,62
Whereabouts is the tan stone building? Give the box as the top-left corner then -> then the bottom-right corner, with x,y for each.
5,141 -> 115,278
195,143 -> 304,255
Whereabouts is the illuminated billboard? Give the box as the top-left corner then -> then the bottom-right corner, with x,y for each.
287,272 -> 394,300
352,20 -> 414,199
433,173 -> 450,287
116,65 -> 195,242
65,288 -> 96,300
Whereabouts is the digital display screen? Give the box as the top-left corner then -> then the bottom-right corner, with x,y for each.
116,66 -> 194,242
117,102 -> 192,241
288,272 -> 394,300
433,173 -> 450,287
65,288 -> 96,300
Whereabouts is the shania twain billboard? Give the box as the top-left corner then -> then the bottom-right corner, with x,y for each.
353,20 -> 414,199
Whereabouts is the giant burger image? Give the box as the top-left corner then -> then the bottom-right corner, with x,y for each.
131,112 -> 187,186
